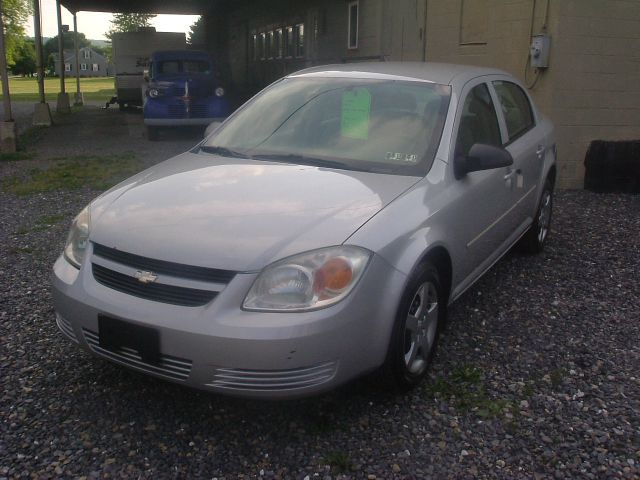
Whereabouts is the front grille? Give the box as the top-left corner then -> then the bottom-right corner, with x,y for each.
92,243 -> 235,283
92,264 -> 217,307
83,329 -> 192,381
206,362 -> 338,392
56,313 -> 79,343
167,103 -> 209,119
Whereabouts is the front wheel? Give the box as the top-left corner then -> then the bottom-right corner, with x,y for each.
385,262 -> 444,389
519,178 -> 553,253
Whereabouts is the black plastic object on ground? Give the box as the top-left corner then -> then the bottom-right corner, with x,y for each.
584,140 -> 640,193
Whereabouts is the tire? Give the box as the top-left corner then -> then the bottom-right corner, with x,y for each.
145,126 -> 159,141
384,261 -> 445,389
118,102 -> 126,112
519,178 -> 553,254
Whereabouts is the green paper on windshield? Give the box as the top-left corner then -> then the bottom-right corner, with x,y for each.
341,88 -> 372,140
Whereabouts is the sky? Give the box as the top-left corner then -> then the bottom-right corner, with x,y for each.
26,0 -> 200,41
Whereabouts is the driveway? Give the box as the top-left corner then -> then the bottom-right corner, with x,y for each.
0,107 -> 638,478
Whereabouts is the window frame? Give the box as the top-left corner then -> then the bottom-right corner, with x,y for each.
285,26 -> 294,58
64,63 -> 71,72
451,80 -> 505,160
80,63 -> 87,71
83,49 -> 91,59
295,23 -> 305,58
348,1 -> 359,50
275,28 -> 283,59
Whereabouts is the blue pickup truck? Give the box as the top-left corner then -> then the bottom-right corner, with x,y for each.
143,50 -> 230,140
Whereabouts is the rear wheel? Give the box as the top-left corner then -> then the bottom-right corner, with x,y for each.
385,261 -> 444,389
519,178 -> 553,253
118,101 -> 126,112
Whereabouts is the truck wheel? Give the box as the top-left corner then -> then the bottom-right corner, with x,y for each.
145,126 -> 159,141
118,102 -> 126,112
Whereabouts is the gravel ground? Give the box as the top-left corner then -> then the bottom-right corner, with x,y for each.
1,112 -> 639,478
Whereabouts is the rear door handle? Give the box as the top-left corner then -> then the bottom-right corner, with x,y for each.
536,145 -> 546,159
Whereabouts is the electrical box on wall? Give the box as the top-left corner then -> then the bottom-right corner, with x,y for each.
530,34 -> 551,68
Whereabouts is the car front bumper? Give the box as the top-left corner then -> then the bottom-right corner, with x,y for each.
51,247 -> 406,399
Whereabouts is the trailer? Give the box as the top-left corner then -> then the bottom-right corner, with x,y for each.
111,28 -> 186,110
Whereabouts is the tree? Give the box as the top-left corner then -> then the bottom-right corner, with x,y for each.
43,32 -> 91,61
106,13 -> 156,39
11,38 -> 36,76
188,17 -> 205,46
1,0 -> 31,67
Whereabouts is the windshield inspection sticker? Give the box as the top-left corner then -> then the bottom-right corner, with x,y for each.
341,88 -> 372,140
386,152 -> 418,163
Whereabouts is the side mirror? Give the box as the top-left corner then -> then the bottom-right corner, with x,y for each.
454,143 -> 513,179
204,121 -> 222,138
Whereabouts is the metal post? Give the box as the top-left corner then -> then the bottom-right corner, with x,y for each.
33,0 -> 46,103
56,0 -> 65,93
73,12 -> 83,105
31,0 -> 52,125
0,0 -> 13,122
55,0 -> 70,112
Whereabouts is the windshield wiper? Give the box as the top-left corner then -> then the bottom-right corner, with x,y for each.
251,153 -> 366,171
200,145 -> 251,159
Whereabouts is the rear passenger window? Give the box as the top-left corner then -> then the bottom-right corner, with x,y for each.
493,81 -> 535,141
455,83 -> 502,157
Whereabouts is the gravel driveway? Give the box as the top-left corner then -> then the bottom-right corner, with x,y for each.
0,111 -> 638,478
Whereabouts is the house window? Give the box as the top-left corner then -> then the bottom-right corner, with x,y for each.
275,28 -> 283,59
64,63 -> 71,72
81,63 -> 87,71
251,33 -> 257,61
348,1 -> 359,49
92,63 -> 99,71
295,23 -> 305,58
83,49 -> 90,59
259,32 -> 266,60
267,31 -> 274,59
285,26 -> 294,58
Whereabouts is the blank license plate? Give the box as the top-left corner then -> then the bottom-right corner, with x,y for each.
98,315 -> 160,365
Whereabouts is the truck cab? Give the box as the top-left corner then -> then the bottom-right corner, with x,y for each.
143,50 -> 230,140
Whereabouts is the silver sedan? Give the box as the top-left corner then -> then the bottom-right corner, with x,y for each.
53,63 -> 556,398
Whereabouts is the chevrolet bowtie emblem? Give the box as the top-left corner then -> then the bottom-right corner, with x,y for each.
134,270 -> 158,284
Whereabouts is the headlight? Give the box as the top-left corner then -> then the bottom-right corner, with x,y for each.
214,87 -> 225,97
148,88 -> 160,98
63,205 -> 91,269
243,246 -> 371,312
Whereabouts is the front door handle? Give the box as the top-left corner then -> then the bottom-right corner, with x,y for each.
536,145 -> 546,159
504,168 -> 521,181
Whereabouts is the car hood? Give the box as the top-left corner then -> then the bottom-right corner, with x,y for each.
90,151 -> 419,272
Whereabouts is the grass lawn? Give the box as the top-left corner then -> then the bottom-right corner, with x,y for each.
0,76 -> 115,102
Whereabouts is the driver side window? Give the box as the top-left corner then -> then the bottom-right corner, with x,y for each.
455,83 -> 501,157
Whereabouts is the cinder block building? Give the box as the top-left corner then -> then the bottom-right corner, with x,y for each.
207,0 -> 640,188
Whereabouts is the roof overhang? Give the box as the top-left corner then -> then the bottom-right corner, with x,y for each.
60,0 -> 220,14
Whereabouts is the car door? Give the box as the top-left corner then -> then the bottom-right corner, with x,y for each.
446,79 -> 515,289
490,79 -> 545,229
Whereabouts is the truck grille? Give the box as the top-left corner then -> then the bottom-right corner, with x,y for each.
167,103 -> 209,118
91,243 -> 234,307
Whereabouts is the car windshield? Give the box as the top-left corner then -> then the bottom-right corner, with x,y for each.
202,77 -> 451,176
157,60 -> 210,75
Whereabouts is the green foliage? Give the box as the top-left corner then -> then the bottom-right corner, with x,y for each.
11,38 -> 36,76
425,365 -> 516,419
188,17 -> 205,46
2,153 -> 142,195
1,0 -> 32,66
106,13 -> 156,39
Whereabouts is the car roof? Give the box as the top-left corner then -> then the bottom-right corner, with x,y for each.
289,62 -> 508,86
